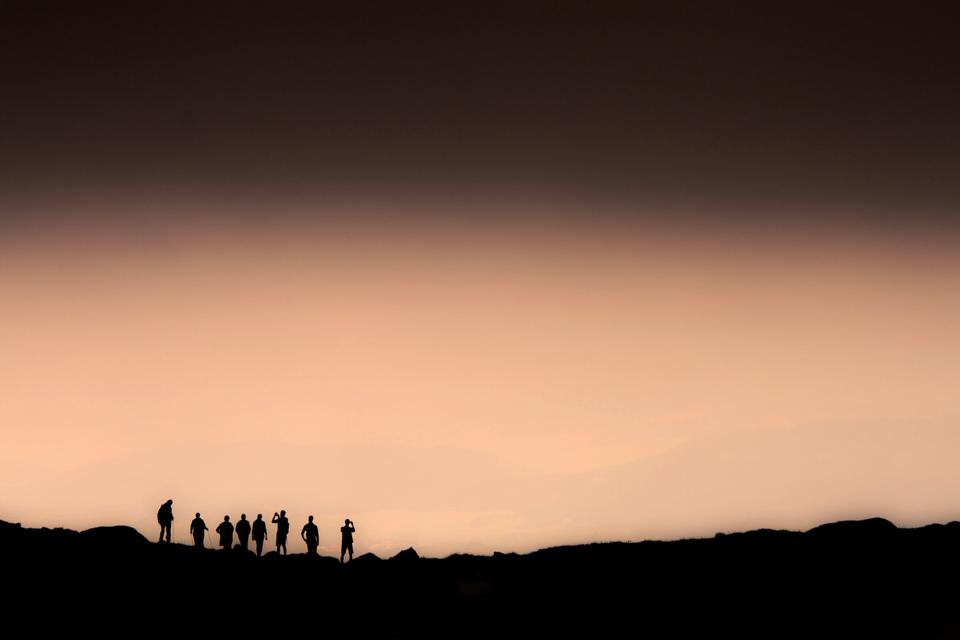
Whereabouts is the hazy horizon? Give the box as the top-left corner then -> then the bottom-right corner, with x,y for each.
3,210 -> 959,556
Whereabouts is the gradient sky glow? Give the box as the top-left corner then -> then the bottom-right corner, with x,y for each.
2,212 -> 959,556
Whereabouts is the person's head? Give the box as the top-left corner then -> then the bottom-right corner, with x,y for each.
280,510 -> 286,517
308,515 -> 314,523
345,518 -> 351,525
224,515 -> 230,521
195,512 -> 200,518
166,499 -> 173,506
256,514 -> 262,520
241,514 -> 247,520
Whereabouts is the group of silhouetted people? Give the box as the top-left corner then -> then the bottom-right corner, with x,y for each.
157,499 -> 356,561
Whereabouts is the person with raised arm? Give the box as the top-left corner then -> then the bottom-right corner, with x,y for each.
272,510 -> 289,556
340,518 -> 355,563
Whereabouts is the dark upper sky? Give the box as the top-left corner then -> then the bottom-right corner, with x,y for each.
2,1 -> 959,228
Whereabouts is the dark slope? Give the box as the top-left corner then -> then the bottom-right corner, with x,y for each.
3,517 -> 960,637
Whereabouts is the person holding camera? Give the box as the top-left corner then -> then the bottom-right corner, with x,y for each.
272,510 -> 290,556
340,518 -> 355,563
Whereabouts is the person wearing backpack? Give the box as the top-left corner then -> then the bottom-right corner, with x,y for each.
215,515 -> 234,550
157,499 -> 174,543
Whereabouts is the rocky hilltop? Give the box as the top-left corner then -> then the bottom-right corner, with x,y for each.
3,517 -> 959,637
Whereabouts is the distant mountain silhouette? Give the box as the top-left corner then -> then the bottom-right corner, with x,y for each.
4,516 -> 960,637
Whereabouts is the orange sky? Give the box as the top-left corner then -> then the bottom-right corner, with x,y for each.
2,209 -> 959,556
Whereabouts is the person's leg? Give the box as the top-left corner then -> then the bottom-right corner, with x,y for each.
166,525 -> 171,543
348,544 -> 353,561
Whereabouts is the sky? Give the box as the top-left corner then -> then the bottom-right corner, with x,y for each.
1,2 -> 959,556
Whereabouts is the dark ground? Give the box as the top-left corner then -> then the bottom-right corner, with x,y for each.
3,516 -> 960,637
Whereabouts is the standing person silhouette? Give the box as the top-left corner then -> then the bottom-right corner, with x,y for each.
340,518 -> 355,563
189,512 -> 208,548
272,510 -> 289,556
251,514 -> 268,557
301,516 -> 319,554
216,515 -> 234,550
235,514 -> 251,551
157,499 -> 174,543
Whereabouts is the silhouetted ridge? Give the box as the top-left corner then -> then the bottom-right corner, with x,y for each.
0,520 -> 147,549
5,516 -> 960,637
78,525 -> 149,547
806,516 -> 897,537
352,551 -> 382,564
390,547 -> 419,562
